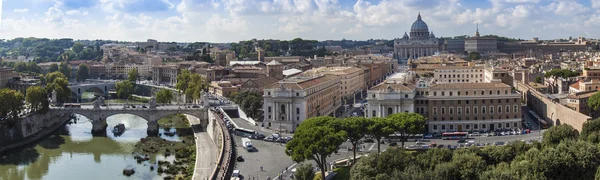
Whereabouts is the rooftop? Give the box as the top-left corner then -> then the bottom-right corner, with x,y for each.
370,82 -> 415,91
267,74 -> 339,90
567,90 -> 597,99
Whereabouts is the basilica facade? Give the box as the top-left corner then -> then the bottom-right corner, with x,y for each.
394,13 -> 441,60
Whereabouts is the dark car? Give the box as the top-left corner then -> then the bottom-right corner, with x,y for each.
142,105 -> 147,108
236,156 -> 244,162
192,105 -> 200,108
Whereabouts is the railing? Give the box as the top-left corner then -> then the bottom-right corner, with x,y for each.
212,109 -> 235,180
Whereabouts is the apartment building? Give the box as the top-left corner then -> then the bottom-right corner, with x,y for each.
0,67 -> 18,89
565,90 -> 597,117
427,82 -> 522,133
433,66 -> 485,83
38,62 -> 60,74
152,65 -> 179,86
302,67 -> 365,102
365,81 -> 416,118
263,74 -> 341,132
209,81 -> 238,97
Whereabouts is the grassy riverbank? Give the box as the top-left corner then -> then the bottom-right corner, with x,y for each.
133,114 -> 196,179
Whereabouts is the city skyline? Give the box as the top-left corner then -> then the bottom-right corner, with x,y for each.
1,0 -> 599,43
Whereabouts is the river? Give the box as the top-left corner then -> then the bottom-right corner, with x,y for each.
0,114 -> 181,180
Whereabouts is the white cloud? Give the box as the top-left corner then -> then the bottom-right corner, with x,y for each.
544,1 -> 588,16
13,8 -> 29,13
65,10 -> 88,16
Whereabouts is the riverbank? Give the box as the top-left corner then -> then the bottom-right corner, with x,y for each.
0,113 -> 71,153
133,114 -> 196,179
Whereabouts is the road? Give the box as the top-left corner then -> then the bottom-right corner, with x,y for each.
186,115 -> 218,180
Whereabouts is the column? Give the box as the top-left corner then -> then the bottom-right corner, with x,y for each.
395,105 -> 399,114
378,104 -> 382,117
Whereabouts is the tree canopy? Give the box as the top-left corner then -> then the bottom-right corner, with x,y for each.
589,92 -> 600,112
115,80 -> 135,99
0,88 -> 25,127
76,64 -> 89,82
285,116 -> 346,180
387,112 -> 426,147
228,91 -> 263,119
26,86 -> 49,114
468,52 -> 481,60
155,89 -> 173,104
127,68 -> 138,83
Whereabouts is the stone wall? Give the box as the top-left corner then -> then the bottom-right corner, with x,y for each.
515,81 -> 592,132
0,111 -> 68,148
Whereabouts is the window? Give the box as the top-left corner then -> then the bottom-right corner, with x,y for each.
434,117 -> 437,121
506,123 -> 510,128
458,91 -> 461,96
433,125 -> 438,130
506,105 -> 510,113
466,100 -> 469,104
474,124 -> 478,129
450,125 -> 454,130
458,100 -> 461,104
474,107 -> 478,114
373,94 -> 375,98
296,93 -> 299,96
481,106 -> 486,114
497,90 -> 500,95
387,107 -> 393,115
481,91 -> 484,95
297,108 -> 300,114
268,115 -> 271,119
514,105 -> 518,113
297,117 -> 299,121
268,92 -> 271,95
449,107 -> 454,115
441,108 -> 446,115
506,99 -> 509,103
433,107 -> 438,115
281,104 -> 286,114
505,90 -> 508,94
482,124 -> 486,129
457,107 -> 462,115
466,125 -> 470,129
434,92 -> 437,96
442,125 -> 446,130
498,99 -> 501,103
466,107 -> 470,114
466,91 -> 469,96
482,100 -> 486,104
268,106 -> 272,113
489,91 -> 492,95
405,94 -> 408,98
490,106 -> 494,114
442,91 -> 445,96
498,106 -> 502,113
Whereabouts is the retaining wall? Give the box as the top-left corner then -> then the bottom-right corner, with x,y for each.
515,81 -> 592,132
0,111 -> 69,152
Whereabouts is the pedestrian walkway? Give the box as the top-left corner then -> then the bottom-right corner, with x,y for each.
186,115 -> 218,180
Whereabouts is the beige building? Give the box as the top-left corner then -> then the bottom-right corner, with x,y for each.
465,28 -> 497,54
152,64 -> 179,86
263,74 -> 341,132
38,62 -> 60,74
209,81 -> 239,97
565,90 -> 597,117
302,67 -> 365,103
426,82 -> 522,133
0,67 -> 18,89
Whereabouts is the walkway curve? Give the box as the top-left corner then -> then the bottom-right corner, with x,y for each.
186,114 -> 218,180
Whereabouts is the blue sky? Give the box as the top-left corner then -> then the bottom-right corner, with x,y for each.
1,0 -> 599,43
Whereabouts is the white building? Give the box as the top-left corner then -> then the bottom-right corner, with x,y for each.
365,81 -> 416,118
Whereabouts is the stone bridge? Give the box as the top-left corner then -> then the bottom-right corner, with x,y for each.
49,97 -> 209,136
69,80 -> 117,100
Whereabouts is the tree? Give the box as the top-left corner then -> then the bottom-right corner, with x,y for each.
115,80 -> 135,99
0,88 -> 25,126
285,116 -> 346,180
545,69 -> 580,93
72,42 -> 84,54
156,89 -> 173,104
387,112 -> 426,147
542,124 -> 578,146
45,72 -> 66,85
366,117 -> 395,154
48,63 -> 59,73
26,86 -> 49,113
14,62 -> 27,72
294,163 -> 315,180
58,62 -> 71,79
341,117 -> 369,165
26,62 -> 41,73
175,69 -> 192,93
589,92 -> 600,112
185,73 -> 208,103
468,52 -> 481,60
46,77 -> 70,103
581,119 -> 600,143
76,64 -> 90,82
127,68 -> 138,83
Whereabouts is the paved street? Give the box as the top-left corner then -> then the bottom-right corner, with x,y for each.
186,115 -> 218,180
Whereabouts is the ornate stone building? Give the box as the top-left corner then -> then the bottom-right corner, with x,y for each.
394,13 -> 441,60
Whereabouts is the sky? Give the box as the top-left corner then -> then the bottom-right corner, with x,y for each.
0,0 -> 599,43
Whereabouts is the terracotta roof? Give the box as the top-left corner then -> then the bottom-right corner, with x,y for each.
430,83 -> 510,90
245,76 -> 279,88
370,82 -> 414,91
266,75 -> 339,90
570,81 -> 580,90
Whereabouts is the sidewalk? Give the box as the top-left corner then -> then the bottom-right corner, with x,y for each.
186,115 -> 217,180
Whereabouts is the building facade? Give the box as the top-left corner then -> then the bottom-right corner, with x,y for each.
263,75 -> 341,132
426,83 -> 522,133
0,68 -> 19,89
434,66 -> 485,84
394,13 -> 440,60
465,29 -> 498,54
365,81 -> 416,118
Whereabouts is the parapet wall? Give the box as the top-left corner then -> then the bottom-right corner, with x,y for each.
0,111 -> 69,151
515,81 -> 592,132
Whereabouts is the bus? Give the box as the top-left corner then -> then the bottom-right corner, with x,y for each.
528,110 -> 548,129
233,127 -> 256,137
442,132 -> 468,140
63,103 -> 81,108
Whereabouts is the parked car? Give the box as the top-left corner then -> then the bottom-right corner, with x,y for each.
236,156 -> 244,162
423,134 -> 433,139
263,136 -> 274,142
494,141 -> 505,146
